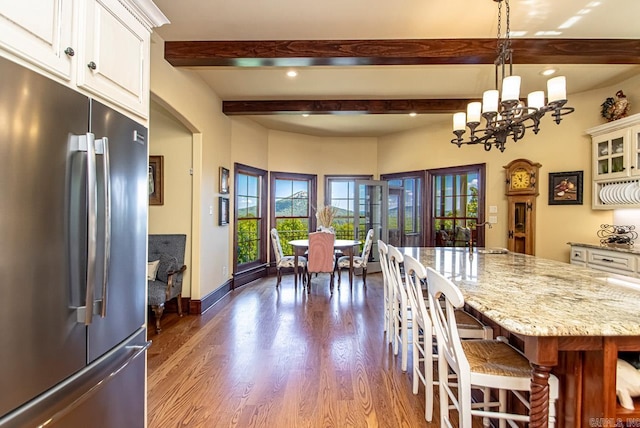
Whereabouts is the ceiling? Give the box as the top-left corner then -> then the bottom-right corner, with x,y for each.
152,0 -> 640,137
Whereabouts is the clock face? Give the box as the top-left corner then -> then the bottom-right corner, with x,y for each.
511,169 -> 531,189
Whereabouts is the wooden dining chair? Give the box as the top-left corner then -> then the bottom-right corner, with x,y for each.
306,231 -> 336,293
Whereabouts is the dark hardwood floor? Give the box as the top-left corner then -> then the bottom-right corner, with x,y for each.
147,271 -> 481,427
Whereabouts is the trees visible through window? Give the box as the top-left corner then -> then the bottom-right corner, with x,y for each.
270,172 -> 317,255
430,164 -> 485,248
382,172 -> 424,247
325,175 -> 372,240
234,163 -> 267,271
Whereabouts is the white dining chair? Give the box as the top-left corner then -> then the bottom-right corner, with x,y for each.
377,240 -> 393,336
270,228 -> 306,287
387,244 -> 411,372
426,266 -> 559,428
404,253 -> 493,422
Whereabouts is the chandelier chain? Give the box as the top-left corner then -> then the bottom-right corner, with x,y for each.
450,0 -> 574,152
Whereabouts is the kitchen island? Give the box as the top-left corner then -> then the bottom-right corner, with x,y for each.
399,246 -> 640,428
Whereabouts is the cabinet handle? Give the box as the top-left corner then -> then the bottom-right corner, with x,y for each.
87,61 -> 97,70
602,258 -> 614,263
64,47 -> 75,57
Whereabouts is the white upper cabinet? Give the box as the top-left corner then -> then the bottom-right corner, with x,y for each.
0,0 -> 75,80
0,0 -> 168,122
587,113 -> 640,209
77,0 -> 149,118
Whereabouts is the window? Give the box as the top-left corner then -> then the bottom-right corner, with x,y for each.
270,172 -> 317,255
381,171 -> 424,247
234,163 -> 268,273
325,175 -> 372,240
428,164 -> 485,247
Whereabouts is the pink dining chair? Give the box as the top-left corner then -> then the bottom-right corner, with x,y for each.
306,231 -> 336,293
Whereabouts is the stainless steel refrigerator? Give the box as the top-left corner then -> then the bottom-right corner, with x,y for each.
0,56 -> 149,427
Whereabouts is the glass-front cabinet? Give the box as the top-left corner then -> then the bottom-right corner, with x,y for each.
587,113 -> 640,209
593,129 -> 631,181
589,114 -> 640,182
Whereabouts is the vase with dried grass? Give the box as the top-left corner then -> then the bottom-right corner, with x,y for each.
316,205 -> 337,233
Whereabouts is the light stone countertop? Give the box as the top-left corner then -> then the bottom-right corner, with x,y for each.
398,247 -> 640,337
567,241 -> 640,256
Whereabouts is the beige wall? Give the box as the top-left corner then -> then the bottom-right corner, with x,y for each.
150,33 -> 231,300
378,73 -> 640,262
148,102 -> 193,296
267,130 -> 378,205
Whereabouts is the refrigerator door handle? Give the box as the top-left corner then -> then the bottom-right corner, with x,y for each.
71,133 -> 98,325
95,137 -> 111,318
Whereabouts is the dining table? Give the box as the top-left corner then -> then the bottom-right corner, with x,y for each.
399,246 -> 640,428
289,238 -> 361,288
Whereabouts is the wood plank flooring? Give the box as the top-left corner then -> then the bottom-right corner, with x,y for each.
147,272 -> 483,427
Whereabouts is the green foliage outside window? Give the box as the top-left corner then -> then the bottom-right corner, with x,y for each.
237,219 -> 259,264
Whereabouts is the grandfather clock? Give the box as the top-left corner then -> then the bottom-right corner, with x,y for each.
503,159 -> 541,255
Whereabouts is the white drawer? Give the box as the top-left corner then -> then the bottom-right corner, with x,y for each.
570,247 -> 587,263
588,250 -> 636,273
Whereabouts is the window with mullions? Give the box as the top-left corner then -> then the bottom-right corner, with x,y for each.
325,175 -> 372,240
234,164 -> 267,271
270,172 -> 317,255
382,172 -> 424,247
432,167 -> 482,247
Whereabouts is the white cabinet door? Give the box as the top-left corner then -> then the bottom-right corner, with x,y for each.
592,129 -> 631,181
77,0 -> 150,118
0,0 -> 74,80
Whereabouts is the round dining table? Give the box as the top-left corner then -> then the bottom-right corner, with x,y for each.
288,239 -> 361,288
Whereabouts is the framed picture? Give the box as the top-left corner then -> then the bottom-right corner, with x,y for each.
148,155 -> 164,205
219,197 -> 229,226
219,166 -> 230,194
548,171 -> 583,205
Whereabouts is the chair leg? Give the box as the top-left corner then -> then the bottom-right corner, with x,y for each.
337,266 -> 341,285
176,294 -> 183,317
276,268 -> 281,287
151,304 -> 165,333
362,267 -> 367,286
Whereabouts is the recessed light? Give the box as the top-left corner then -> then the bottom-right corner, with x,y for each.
541,68 -> 557,76
286,70 -> 298,78
409,112 -> 417,117
302,113 -> 309,117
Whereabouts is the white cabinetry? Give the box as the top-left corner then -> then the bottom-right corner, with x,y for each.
0,0 -> 75,80
0,0 -> 168,122
569,244 -> 639,278
587,114 -> 640,209
77,0 -> 149,118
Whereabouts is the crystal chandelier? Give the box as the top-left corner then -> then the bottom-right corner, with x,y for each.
451,0 -> 574,152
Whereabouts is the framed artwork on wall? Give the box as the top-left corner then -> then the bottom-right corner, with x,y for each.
219,197 -> 229,226
548,171 -> 583,205
219,166 -> 230,194
148,155 -> 164,205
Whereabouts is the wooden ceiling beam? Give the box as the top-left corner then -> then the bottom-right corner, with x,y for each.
165,38 -> 640,67
222,99 -> 476,115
